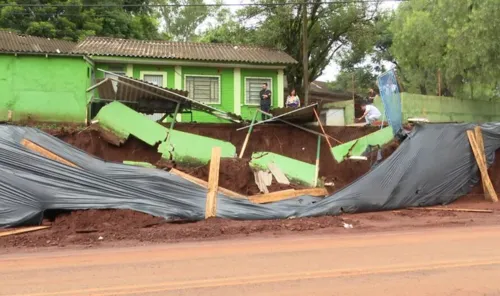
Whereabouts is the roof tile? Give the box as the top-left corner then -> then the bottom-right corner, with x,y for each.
0,31 -> 76,54
73,36 -> 297,65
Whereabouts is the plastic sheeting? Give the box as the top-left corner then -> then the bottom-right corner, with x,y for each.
1,123 -> 500,227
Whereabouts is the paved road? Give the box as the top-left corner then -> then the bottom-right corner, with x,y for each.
2,226 -> 500,296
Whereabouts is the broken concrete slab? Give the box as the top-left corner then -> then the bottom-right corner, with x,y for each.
331,126 -> 394,163
250,152 -> 317,187
93,101 -> 168,146
268,162 -> 290,185
157,129 -> 236,167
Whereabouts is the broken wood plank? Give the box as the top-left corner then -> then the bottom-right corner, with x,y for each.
474,126 -> 489,200
21,139 -> 78,168
293,187 -> 329,197
467,130 -> 498,202
169,168 -> 246,199
408,207 -> 493,213
268,162 -> 290,185
249,187 -> 328,204
253,171 -> 270,194
0,226 -> 50,237
205,147 -> 221,219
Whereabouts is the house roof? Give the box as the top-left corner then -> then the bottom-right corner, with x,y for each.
72,36 -> 297,65
0,31 -> 76,54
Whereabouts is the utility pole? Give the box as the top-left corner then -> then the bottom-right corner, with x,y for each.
302,3 -> 309,106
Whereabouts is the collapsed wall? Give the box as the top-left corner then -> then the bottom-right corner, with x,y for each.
54,124 -> 388,194
1,123 -> 498,228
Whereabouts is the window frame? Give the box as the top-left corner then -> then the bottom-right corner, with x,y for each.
104,70 -> 126,92
140,71 -> 168,87
244,77 -> 273,106
184,74 -> 221,105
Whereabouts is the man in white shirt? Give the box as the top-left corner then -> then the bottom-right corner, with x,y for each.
358,103 -> 382,125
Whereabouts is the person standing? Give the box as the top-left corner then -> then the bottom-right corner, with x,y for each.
259,82 -> 272,120
285,89 -> 301,108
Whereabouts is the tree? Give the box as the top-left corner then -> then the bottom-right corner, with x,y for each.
199,0 -> 379,96
0,0 -> 160,41
328,66 -> 378,96
153,0 -> 218,41
390,0 -> 500,99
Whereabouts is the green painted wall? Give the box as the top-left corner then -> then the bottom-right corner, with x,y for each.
240,69 -> 279,120
250,152 -> 317,186
133,64 -> 175,88
94,62 -> 281,123
180,66 -> 234,123
322,100 -> 355,125
0,55 -> 91,123
374,92 -> 500,123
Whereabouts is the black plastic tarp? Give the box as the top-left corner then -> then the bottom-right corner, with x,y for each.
1,123 -> 499,228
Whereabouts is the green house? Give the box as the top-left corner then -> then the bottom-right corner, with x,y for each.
0,32 -> 297,124
0,31 -> 94,123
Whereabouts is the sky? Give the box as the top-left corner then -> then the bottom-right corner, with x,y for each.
203,0 -> 401,82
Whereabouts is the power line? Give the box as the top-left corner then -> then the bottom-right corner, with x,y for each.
0,0 -> 406,8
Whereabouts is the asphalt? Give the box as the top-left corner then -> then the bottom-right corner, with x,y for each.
2,225 -> 500,295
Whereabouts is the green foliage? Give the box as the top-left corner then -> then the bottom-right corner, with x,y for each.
328,66 -> 378,96
390,0 -> 500,99
198,0 -> 379,95
0,0 -> 160,41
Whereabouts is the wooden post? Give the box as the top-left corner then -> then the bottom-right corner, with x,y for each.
302,3 -> 309,106
467,129 -> 498,202
165,102 -> 181,145
239,110 -> 258,158
205,147 -> 222,218
314,135 -> 321,187
312,108 -> 334,148
21,139 -> 78,168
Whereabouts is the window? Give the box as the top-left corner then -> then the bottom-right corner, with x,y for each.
105,66 -> 126,92
143,74 -> 164,86
245,77 -> 272,105
185,75 -> 220,104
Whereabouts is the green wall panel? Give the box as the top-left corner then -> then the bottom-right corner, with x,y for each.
373,92 -> 500,123
240,69 -> 278,121
180,66 -> 234,123
0,55 -> 90,123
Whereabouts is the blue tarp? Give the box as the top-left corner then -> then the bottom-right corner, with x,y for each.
1,123 -> 499,227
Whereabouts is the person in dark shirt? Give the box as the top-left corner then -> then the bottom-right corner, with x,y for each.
259,83 -> 272,120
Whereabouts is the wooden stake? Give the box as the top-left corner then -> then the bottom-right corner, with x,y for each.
248,187 -> 328,204
467,130 -> 498,202
314,135 -> 321,187
169,168 -> 246,199
408,207 -> 492,213
0,226 -> 50,237
312,108 -> 335,147
205,147 -> 221,218
21,139 -> 78,168
474,126 -> 488,197
239,110 -> 258,158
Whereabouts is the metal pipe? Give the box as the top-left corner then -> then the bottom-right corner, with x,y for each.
236,103 -> 318,131
239,110 -> 259,158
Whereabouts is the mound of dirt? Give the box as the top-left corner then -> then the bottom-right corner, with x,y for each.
59,130 -> 162,164
47,125 -> 398,195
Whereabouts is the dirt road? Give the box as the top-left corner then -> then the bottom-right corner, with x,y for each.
2,225 -> 500,296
